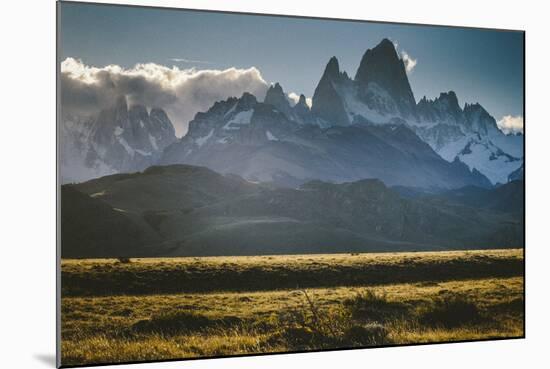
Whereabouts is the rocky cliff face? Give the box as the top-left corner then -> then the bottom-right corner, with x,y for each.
354,38 -> 417,118
311,57 -> 351,126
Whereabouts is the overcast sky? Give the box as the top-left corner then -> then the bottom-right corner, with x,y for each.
59,2 -> 524,136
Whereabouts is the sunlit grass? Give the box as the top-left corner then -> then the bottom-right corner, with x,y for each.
61,249 -> 524,366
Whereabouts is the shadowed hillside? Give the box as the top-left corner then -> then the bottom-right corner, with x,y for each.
61,165 -> 523,258
61,186 -> 163,258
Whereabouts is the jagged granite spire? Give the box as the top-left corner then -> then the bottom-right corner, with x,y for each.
463,101 -> 500,135
311,57 -> 350,125
354,39 -> 416,117
322,56 -> 341,81
236,92 -> 258,110
264,82 -> 293,118
437,91 -> 461,112
297,94 -> 308,107
417,91 -> 464,125
293,93 -> 315,125
264,82 -> 285,103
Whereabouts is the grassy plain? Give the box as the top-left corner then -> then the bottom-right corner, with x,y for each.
61,249 -> 524,366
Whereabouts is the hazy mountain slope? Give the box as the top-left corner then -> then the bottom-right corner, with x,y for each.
74,165 -> 257,213
424,180 -> 524,214
64,165 -> 523,257
60,96 -> 176,184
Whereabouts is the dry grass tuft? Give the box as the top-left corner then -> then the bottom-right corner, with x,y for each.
417,295 -> 483,328
132,311 -> 243,335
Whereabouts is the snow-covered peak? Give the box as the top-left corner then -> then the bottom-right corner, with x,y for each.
60,96 -> 176,183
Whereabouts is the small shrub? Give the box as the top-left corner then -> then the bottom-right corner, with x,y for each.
132,311 -> 242,335
116,257 -> 131,264
111,308 -> 133,317
270,289 -> 392,350
343,289 -> 406,322
280,326 -> 316,346
343,323 -> 389,345
493,297 -> 524,315
418,295 -> 482,328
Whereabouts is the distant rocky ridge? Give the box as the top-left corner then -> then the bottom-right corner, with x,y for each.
60,96 -> 176,183
413,96 -> 523,184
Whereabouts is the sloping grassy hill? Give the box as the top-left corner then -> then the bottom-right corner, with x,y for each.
61,186 -> 163,258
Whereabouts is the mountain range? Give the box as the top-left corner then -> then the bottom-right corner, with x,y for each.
307,39 -> 523,185
60,38 -> 524,257
160,88 -> 492,189
61,38 -> 523,188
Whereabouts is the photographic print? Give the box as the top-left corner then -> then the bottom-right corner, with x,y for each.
57,1 -> 525,367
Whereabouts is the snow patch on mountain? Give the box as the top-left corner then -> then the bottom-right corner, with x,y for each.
436,135 -> 470,161
196,129 -> 214,147
336,82 -> 399,124
149,134 -> 159,151
266,130 -> 278,141
117,136 -> 135,156
223,109 -> 253,130
223,102 -> 238,118
456,139 -> 522,184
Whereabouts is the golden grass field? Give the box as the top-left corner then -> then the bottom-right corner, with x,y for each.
61,249 -> 524,366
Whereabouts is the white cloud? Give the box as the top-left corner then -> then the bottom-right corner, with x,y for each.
60,58 -> 269,136
287,92 -> 300,105
400,51 -> 418,73
390,40 -> 417,74
287,92 -> 312,108
497,115 -> 524,135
